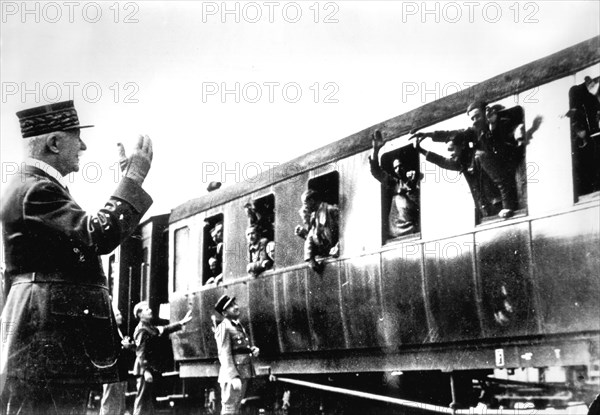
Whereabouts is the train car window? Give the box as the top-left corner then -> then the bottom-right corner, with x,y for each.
173,226 -> 189,292
308,171 -> 339,205
294,172 -> 340,272
140,247 -> 149,301
568,76 -> 600,201
244,194 -> 275,276
203,214 -> 224,285
378,144 -> 421,242
477,104 -> 529,224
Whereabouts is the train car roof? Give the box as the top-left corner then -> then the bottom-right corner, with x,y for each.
170,36 -> 599,224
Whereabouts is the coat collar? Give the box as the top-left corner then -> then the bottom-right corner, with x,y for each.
24,158 -> 70,189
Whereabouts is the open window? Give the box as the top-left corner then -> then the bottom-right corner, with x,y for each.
203,213 -> 223,285
308,171 -> 339,206
378,144 -> 421,241
296,171 -> 340,262
476,104 -> 529,224
568,76 -> 600,201
244,194 -> 275,275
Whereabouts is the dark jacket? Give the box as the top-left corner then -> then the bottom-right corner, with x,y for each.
0,165 -> 152,388
133,320 -> 182,375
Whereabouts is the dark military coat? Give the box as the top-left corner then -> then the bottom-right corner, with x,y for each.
0,164 -> 152,389
214,317 -> 255,383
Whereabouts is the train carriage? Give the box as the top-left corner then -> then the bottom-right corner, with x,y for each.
130,37 -> 600,413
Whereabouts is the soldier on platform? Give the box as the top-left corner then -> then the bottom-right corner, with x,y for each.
214,295 -> 260,415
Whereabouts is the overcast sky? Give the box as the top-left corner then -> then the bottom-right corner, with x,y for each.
1,1 -> 599,217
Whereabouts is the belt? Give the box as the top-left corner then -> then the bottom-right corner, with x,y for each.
232,348 -> 253,355
11,272 -> 107,289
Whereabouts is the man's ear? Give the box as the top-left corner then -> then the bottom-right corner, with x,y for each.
45,133 -> 61,154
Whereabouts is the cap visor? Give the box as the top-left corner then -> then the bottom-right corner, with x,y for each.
63,124 -> 94,130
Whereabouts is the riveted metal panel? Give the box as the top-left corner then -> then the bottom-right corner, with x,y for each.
275,269 -> 312,353
170,291 -> 207,360
248,276 -> 280,357
306,261 -> 346,351
423,234 -> 481,342
476,222 -> 538,338
340,254 -> 384,349
381,243 -> 429,346
531,206 -> 600,333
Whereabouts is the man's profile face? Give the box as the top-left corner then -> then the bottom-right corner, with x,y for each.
212,226 -> 223,243
392,159 -> 402,176
139,306 -> 153,322
448,141 -> 462,159
114,310 -> 123,326
486,111 -> 498,125
56,130 -> 87,175
223,301 -> 241,319
468,108 -> 486,131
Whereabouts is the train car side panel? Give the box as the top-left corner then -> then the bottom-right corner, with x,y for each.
340,254 -> 384,349
170,291 -> 206,360
275,269 -> 313,353
248,275 -> 280,356
476,222 -> 539,338
306,261 -> 346,351
424,234 -> 481,342
531,206 -> 600,334
380,242 -> 429,346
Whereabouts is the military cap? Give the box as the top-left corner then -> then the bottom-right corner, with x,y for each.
16,100 -> 94,139
133,301 -> 149,318
215,295 -> 236,314
486,104 -> 505,115
466,100 -> 487,115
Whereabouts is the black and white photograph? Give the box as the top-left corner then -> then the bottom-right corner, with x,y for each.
1,1 -> 599,414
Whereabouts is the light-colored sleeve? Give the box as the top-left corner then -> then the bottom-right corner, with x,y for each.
215,321 -> 240,381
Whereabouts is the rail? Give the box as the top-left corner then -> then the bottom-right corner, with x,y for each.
271,376 -> 590,415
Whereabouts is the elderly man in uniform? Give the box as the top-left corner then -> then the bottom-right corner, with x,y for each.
214,295 -> 260,415
132,300 -> 192,415
0,100 -> 154,414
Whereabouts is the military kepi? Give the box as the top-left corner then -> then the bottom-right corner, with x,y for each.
16,100 -> 94,138
215,295 -> 236,314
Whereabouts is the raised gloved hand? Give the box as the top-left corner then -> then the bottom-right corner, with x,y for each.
117,135 -> 153,186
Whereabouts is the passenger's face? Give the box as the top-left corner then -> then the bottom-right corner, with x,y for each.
448,142 -> 462,159
56,130 -> 87,175
212,227 -> 223,243
468,108 -> 486,130
486,111 -> 498,125
246,228 -> 258,244
393,159 -> 402,176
